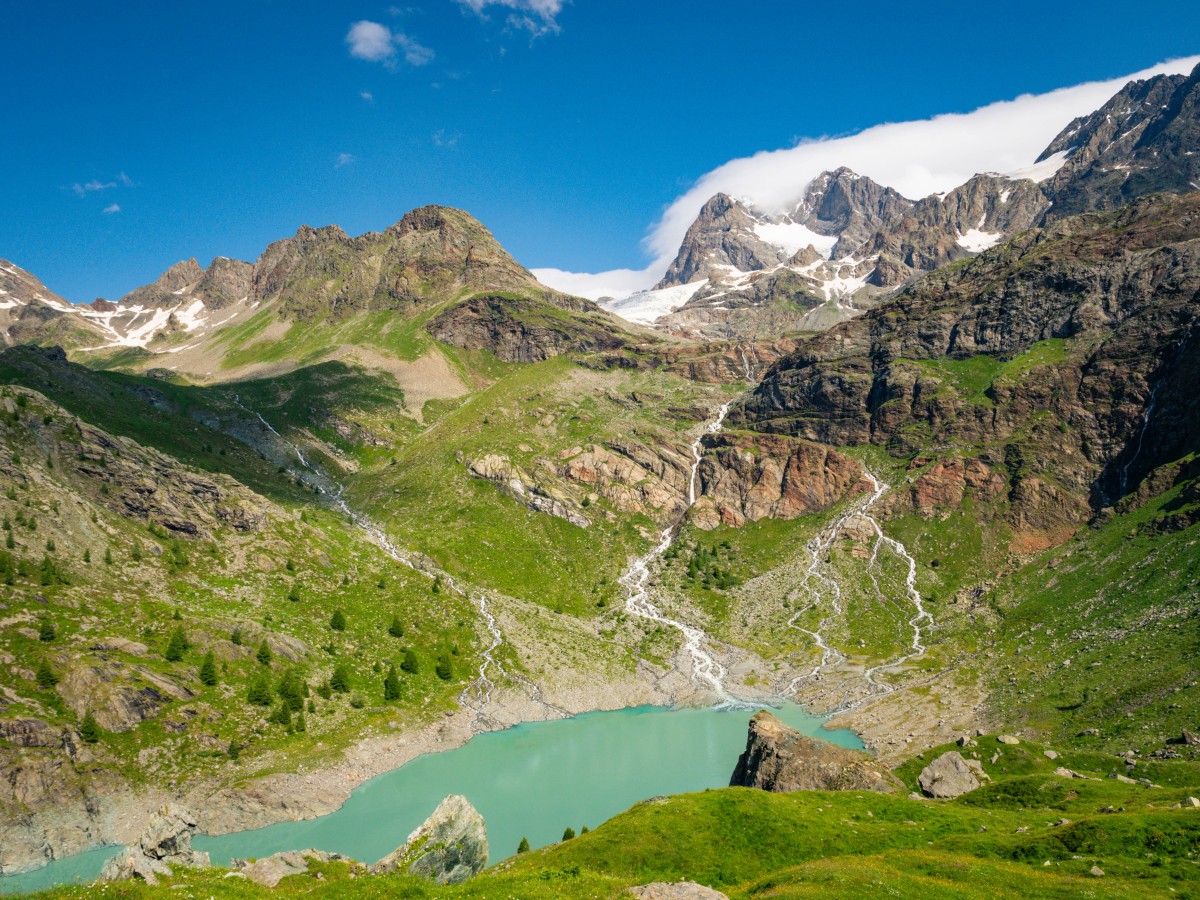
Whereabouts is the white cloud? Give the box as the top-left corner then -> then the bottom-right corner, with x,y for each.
102,203 -> 121,214
346,20 -> 433,66
432,129 -> 461,148
530,264 -> 660,302
360,90 -> 375,102
537,56 -> 1200,299
71,179 -> 116,197
335,153 -> 357,168
456,0 -> 565,35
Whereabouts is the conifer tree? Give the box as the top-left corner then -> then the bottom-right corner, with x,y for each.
80,710 -> 101,744
330,609 -> 347,631
198,651 -> 218,686
330,663 -> 351,693
383,664 -> 402,701
562,827 -> 575,841
256,639 -> 272,666
35,658 -> 57,689
38,620 -> 56,642
164,627 -> 188,662
517,837 -> 530,854
387,616 -> 405,638
400,649 -> 419,675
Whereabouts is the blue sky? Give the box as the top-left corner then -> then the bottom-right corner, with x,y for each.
3,1 -> 1199,302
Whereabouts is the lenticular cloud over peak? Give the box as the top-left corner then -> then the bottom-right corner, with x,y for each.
534,55 -> 1200,300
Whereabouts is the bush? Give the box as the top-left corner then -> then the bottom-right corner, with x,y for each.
256,640 -> 273,666
38,620 -> 56,643
562,827 -> 575,841
388,616 -> 405,638
330,610 -> 347,631
435,654 -> 453,682
231,627 -> 244,646
400,649 -> 419,675
277,670 -> 308,711
330,664 -> 351,693
287,585 -> 301,603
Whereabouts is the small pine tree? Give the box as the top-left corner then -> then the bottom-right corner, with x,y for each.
198,651 -> 218,686
387,616 -> 405,638
247,674 -> 274,706
131,544 -> 143,562
228,742 -> 241,760
269,701 -> 292,728
79,710 -> 101,744
330,609 -> 347,631
293,712 -> 307,733
517,837 -> 530,854
400,649 -> 419,675
287,584 -> 301,603
435,654 -> 453,682
431,575 -> 441,595
36,658 -> 57,689
330,663 -> 351,693
5,532 -> 13,550
383,665 -> 402,701
38,620 -> 56,642
45,538 -> 55,553
562,827 -> 575,841
83,548 -> 91,564
256,640 -> 272,666
230,627 -> 244,646
580,825 -> 589,834
103,547 -> 112,565
277,669 -> 308,711
164,627 -> 188,662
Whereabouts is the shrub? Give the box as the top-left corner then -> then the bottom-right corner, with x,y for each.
562,827 -> 575,841
38,620 -> 56,643
256,640 -> 273,666
330,610 -> 347,631
247,674 -> 274,706
388,616 -> 405,638
400,649 -> 419,675
36,658 -> 58,689
517,837 -> 530,854
435,655 -> 453,682
383,665 -> 402,702
330,664 -> 351,693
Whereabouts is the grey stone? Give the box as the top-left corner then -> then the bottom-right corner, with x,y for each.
628,882 -> 729,899
917,752 -> 984,799
234,849 -> 355,887
98,805 -> 209,885
370,795 -> 487,885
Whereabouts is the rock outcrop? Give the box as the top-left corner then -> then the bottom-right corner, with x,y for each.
917,751 -> 988,799
233,849 -> 359,887
98,805 -> 210,885
729,711 -> 901,793
628,883 -> 730,899
467,453 -> 590,528
370,795 -> 488,885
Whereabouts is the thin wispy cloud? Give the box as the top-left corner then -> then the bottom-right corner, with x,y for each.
70,172 -> 137,199
535,55 -> 1200,300
360,90 -> 375,103
456,0 -> 566,36
346,20 -> 433,67
102,203 -> 121,214
432,129 -> 461,148
335,153 -> 357,168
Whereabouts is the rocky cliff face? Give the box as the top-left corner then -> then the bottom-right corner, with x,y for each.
729,711 -> 901,793
1043,62 -> 1200,218
371,794 -> 488,885
736,192 -> 1200,542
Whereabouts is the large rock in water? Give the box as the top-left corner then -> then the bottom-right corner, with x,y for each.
370,795 -> 487,884
729,711 -> 900,793
98,805 -> 210,885
917,751 -> 988,799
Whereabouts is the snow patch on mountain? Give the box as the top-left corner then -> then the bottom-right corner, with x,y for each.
600,280 -> 708,326
752,222 -> 836,258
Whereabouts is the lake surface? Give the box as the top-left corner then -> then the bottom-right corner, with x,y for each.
0,702 -> 860,895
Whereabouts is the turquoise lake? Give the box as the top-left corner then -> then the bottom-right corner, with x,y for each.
0,702 -> 860,895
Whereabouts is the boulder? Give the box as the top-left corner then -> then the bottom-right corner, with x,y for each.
234,849 -> 357,887
997,735 -> 1021,745
628,882 -> 730,899
98,805 -> 209,885
918,752 -> 987,799
729,711 -> 900,793
370,795 -> 487,885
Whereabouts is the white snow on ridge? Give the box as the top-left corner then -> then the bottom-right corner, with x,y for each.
1002,149 -> 1071,184
753,222 -> 837,258
956,229 -> 1004,252
600,280 -> 708,326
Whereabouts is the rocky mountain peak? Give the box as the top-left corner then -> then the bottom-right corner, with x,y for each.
792,168 -> 914,256
656,194 -> 790,289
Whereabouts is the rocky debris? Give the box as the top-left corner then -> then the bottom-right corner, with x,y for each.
1044,750 -> 1059,760
90,637 -> 150,656
628,882 -> 730,899
1054,767 -> 1097,781
428,292 -> 629,363
917,751 -> 988,799
1173,797 -> 1200,809
1090,866 -> 1105,877
467,454 -> 590,528
696,432 -> 865,528
99,806 -> 209,885
997,735 -> 1021,745
233,850 -> 359,887
370,795 -> 488,885
729,711 -> 901,794
1183,730 -> 1200,746
559,439 -> 691,524
0,718 -> 70,749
